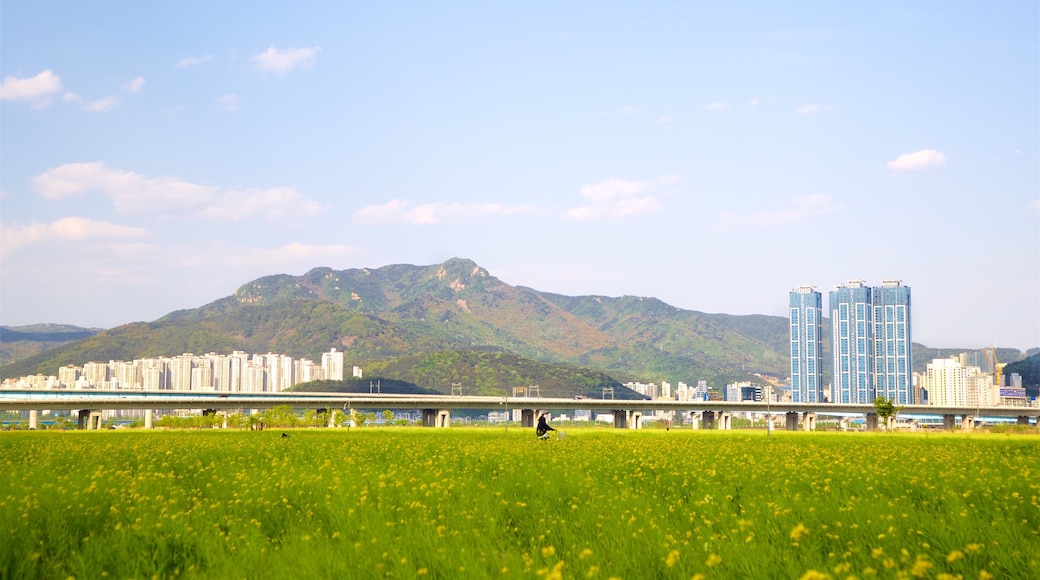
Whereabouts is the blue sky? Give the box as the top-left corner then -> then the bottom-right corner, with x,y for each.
2,1 -> 1037,350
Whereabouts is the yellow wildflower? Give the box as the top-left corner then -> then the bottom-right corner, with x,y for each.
790,523 -> 810,541
665,550 -> 680,567
946,550 -> 964,563
706,554 -> 723,567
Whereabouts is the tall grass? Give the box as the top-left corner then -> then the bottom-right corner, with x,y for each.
1,429 -> 1037,579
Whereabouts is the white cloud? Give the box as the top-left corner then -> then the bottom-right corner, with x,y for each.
886,149 -> 947,171
62,92 -> 81,103
795,103 -> 834,115
252,45 -> 320,75
81,97 -> 119,112
31,162 -> 324,222
353,199 -> 537,226
616,106 -> 639,115
175,55 -> 213,69
657,116 -> 674,124
122,76 -> 146,93
0,70 -> 63,107
0,216 -> 151,261
215,93 -> 240,111
749,98 -> 761,107
705,102 -> 731,111
565,176 -> 679,221
716,195 -> 840,230
1028,199 -> 1040,215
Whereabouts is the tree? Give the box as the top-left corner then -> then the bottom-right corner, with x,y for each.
382,410 -> 395,425
873,396 -> 902,430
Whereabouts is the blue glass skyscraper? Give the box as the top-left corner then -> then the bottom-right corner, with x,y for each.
872,280 -> 913,404
828,279 -> 913,405
790,286 -> 823,403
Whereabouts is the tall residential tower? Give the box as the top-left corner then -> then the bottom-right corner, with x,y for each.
790,286 -> 824,403
828,279 -> 914,405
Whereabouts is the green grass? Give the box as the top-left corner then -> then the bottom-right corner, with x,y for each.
1,429 -> 1038,579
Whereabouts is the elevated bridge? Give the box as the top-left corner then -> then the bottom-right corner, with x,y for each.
1,389 -> 1036,431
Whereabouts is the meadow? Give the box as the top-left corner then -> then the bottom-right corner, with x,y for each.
1,429 -> 1037,579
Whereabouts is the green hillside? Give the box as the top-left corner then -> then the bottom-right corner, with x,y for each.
4,258 -> 1031,393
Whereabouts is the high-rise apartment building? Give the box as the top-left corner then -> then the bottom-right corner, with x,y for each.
790,285 -> 824,403
872,280 -> 913,404
828,279 -> 914,404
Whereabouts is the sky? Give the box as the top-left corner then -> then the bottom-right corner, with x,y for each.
1,1 -> 1038,351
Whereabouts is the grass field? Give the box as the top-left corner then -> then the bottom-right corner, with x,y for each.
1,429 -> 1038,579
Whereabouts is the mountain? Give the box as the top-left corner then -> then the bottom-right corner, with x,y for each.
1,258 -> 1030,391
0,324 -> 103,367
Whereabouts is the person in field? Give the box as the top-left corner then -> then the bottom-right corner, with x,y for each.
536,412 -> 556,439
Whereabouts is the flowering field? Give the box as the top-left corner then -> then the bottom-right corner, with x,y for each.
1,429 -> 1037,579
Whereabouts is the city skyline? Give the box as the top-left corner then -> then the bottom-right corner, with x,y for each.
2,2 -> 1037,350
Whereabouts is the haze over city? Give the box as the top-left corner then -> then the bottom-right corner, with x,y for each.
1,2 -> 1037,350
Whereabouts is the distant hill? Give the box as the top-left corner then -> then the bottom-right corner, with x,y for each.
0,324 -> 103,367
1,259 -> 1032,393
1003,352 -> 1040,387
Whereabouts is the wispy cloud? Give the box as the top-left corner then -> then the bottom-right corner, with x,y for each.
32,162 -> 324,222
795,103 -> 834,115
749,98 -> 762,107
175,55 -> 213,69
1028,199 -> 1039,215
616,105 -> 639,115
121,76 -> 146,93
886,149 -> 946,171
252,45 -> 320,75
0,70 -> 63,107
705,102 -> 731,111
353,199 -> 537,226
215,93 -> 240,111
81,97 -> 119,112
716,195 -> 840,230
565,176 -> 679,221
657,116 -> 674,124
0,217 -> 151,261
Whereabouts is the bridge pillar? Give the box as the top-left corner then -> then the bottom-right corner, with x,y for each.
436,409 -> 451,428
222,412 -> 229,430
521,409 -> 536,428
629,411 -> 643,429
961,415 -> 975,430
864,413 -> 878,431
421,409 -> 438,427
328,410 -> 337,428
612,410 -> 627,429
689,411 -> 701,430
86,411 -> 103,430
1017,416 -> 1031,426
144,409 -> 153,429
785,412 -> 799,431
701,411 -> 717,430
28,410 -> 38,430
717,412 -> 731,430
942,414 -> 956,430
801,412 -> 817,431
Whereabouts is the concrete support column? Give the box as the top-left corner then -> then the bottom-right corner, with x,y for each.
1017,416 -> 1031,426
785,412 -> 800,431
629,411 -> 643,429
28,410 -> 38,430
421,409 -> 438,427
864,413 -> 878,431
77,409 -> 88,430
839,417 -> 852,432
717,412 -> 732,430
689,411 -> 701,430
87,411 -> 103,430
436,409 -> 451,428
883,416 -> 895,431
327,410 -> 337,428
942,414 -> 956,430
521,409 -> 535,428
144,409 -> 153,429
612,410 -> 627,429
222,412 -> 229,430
702,411 -> 717,430
802,412 -> 816,432
961,415 -> 975,430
